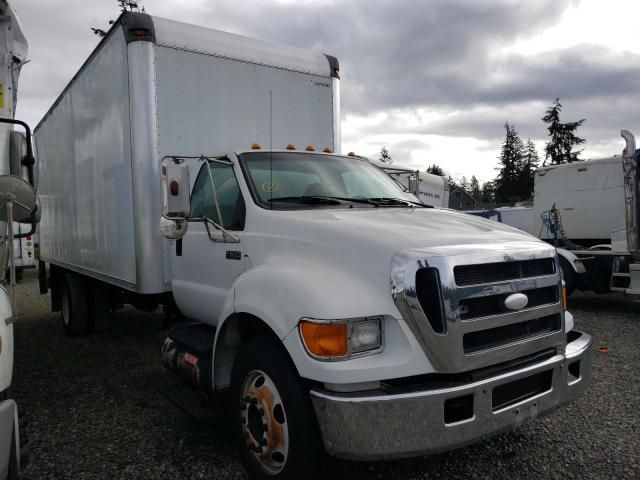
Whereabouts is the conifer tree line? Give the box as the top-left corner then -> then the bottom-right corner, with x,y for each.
381,98 -> 585,205
440,98 -> 585,204
492,98 -> 585,203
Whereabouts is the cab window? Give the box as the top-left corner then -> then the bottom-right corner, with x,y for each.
190,161 -> 245,230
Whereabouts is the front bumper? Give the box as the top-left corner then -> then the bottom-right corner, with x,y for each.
311,331 -> 592,461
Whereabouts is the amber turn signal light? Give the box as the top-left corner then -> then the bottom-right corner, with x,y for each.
300,321 -> 348,358
562,287 -> 567,310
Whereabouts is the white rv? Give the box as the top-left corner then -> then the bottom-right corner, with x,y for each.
35,12 -> 591,479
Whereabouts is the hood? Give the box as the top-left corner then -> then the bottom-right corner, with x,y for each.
258,206 -> 543,255
245,206 -> 554,323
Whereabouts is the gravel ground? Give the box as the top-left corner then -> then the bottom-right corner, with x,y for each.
9,270 -> 640,479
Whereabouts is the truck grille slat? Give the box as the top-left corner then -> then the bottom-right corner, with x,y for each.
459,285 -> 558,320
454,258 -> 555,286
463,314 -> 561,354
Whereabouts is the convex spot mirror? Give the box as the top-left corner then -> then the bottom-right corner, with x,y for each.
0,175 -> 37,222
159,216 -> 188,240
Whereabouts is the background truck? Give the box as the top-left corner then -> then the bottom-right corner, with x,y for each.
472,138 -> 640,297
36,12 -> 592,479
369,159 -> 450,207
0,1 -> 38,478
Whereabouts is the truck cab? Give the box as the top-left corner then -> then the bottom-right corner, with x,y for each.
160,147 -> 593,477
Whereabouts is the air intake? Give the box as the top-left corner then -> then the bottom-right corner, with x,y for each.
415,267 -> 446,334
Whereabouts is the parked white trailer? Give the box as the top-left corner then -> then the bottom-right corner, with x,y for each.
533,156 -> 625,245
370,160 -> 450,207
36,12 -> 592,479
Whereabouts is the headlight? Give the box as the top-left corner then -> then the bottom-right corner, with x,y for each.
299,316 -> 383,361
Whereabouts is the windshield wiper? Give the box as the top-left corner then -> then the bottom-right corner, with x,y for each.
267,196 -> 342,205
366,197 -> 431,208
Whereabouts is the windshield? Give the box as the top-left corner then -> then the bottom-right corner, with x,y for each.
239,152 -> 419,209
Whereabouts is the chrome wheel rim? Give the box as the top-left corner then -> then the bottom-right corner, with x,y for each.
240,370 -> 289,475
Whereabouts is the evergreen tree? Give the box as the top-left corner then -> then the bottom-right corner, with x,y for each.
542,98 -> 585,164
495,122 -> 525,203
481,181 -> 495,204
518,139 -> 539,199
459,176 -> 469,192
378,146 -> 392,163
469,175 -> 482,202
426,164 -> 445,176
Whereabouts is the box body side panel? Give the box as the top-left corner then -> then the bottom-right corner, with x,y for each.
155,46 -> 335,157
36,28 -> 137,286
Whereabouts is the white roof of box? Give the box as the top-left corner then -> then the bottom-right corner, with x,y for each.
152,15 -> 334,77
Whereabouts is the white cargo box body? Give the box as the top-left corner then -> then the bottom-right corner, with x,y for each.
36,13 -> 340,293
532,157 -> 625,242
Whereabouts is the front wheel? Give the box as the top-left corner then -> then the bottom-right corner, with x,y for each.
230,336 -> 325,480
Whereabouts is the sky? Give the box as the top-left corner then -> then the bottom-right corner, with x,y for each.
12,0 -> 640,183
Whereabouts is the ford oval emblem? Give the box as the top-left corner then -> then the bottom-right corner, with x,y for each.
504,293 -> 529,311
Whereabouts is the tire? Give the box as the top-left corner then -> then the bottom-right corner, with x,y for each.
559,257 -> 577,296
61,273 -> 89,337
230,336 -> 325,480
89,282 -> 112,334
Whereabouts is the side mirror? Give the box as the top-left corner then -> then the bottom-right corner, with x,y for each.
161,159 -> 190,219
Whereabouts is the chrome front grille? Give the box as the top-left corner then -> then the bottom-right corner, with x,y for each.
453,258 -> 556,286
391,243 -> 565,373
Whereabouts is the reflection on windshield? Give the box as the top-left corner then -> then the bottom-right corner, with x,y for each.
240,152 -> 418,209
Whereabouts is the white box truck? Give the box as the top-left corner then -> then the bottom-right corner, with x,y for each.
369,160 -> 450,207
36,12 -> 592,479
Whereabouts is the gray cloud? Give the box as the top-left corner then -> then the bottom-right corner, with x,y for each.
12,0 -> 638,179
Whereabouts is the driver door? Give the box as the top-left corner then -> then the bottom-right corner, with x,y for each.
171,159 -> 246,325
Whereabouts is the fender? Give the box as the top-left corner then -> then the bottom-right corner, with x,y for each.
557,248 -> 587,274
211,258 -> 432,388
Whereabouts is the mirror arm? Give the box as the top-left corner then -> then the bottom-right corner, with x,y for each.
203,216 -> 240,243
0,118 -> 38,238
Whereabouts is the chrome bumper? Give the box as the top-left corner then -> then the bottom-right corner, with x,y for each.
311,331 -> 592,461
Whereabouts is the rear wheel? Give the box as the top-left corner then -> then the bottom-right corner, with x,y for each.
61,273 -> 89,337
230,337 -> 325,480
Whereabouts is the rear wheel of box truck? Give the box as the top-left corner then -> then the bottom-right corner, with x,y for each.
61,273 -> 89,337
230,336 -> 325,480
